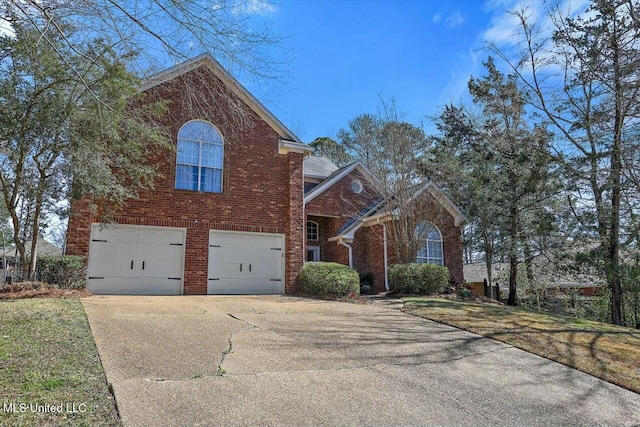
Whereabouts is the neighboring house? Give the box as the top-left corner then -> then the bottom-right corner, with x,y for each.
2,239 -> 63,282
1,239 -> 63,260
65,54 -> 464,295
464,261 -> 604,299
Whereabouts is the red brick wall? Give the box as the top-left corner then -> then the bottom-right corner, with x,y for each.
363,224 -> 395,292
285,152 -> 304,293
306,169 -> 378,218
66,66 -> 304,294
427,204 -> 464,285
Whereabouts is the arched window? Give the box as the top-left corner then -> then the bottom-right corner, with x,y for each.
175,120 -> 223,193
415,222 -> 443,266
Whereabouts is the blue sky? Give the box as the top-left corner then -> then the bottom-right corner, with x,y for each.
239,0 -> 581,142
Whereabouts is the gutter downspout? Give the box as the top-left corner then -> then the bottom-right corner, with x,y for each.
338,239 -> 353,268
383,223 -> 389,291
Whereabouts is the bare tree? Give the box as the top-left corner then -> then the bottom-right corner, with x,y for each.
337,103 -> 446,264
2,0 -> 282,133
492,0 -> 640,323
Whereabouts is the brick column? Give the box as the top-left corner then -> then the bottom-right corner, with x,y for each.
65,198 -> 94,257
285,152 -> 304,293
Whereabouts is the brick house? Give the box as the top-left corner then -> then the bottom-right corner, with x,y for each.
65,54 -> 463,295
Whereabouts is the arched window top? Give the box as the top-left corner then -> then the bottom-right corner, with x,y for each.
176,120 -> 224,193
415,222 -> 443,266
415,222 -> 442,242
178,120 -> 223,145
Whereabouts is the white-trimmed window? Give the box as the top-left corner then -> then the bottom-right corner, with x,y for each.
415,222 -> 444,266
175,120 -> 223,193
307,246 -> 320,262
307,220 -> 319,241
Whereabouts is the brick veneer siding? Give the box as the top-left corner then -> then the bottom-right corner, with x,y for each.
306,170 -> 378,218
285,152 -> 304,293
419,196 -> 464,285
65,66 -> 304,294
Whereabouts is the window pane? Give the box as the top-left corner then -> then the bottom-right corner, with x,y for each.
178,121 -> 223,144
176,165 -> 198,190
417,246 -> 427,259
178,122 -> 198,140
428,241 -> 442,258
428,226 -> 442,241
201,143 -> 223,168
307,221 -> 318,241
201,167 -> 222,193
177,140 -> 200,165
415,221 -> 443,266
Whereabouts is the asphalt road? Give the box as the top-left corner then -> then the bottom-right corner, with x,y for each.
83,295 -> 640,427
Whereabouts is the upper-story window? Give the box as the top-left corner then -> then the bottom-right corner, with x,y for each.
415,222 -> 444,266
175,120 -> 223,193
307,220 -> 319,241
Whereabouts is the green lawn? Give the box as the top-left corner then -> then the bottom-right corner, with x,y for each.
404,297 -> 640,394
0,298 -> 120,426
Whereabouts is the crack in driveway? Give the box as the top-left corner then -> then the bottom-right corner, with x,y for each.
217,312 -> 262,375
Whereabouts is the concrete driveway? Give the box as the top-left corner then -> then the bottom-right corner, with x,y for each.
83,295 -> 640,427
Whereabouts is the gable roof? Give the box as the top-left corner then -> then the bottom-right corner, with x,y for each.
331,199 -> 385,240
303,161 -> 382,204
304,156 -> 339,179
326,180 -> 464,241
138,53 -> 311,155
420,182 -> 464,227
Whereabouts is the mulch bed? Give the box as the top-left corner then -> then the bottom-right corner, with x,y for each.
0,282 -> 91,299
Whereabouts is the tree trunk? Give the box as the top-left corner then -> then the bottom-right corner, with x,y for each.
522,234 -> 534,282
608,17 -> 624,326
507,206 -> 518,306
483,233 -> 494,299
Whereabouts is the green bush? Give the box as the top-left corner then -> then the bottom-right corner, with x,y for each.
388,263 -> 449,295
298,262 -> 359,297
35,255 -> 87,289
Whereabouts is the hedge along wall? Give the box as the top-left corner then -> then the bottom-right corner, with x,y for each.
298,262 -> 360,297
35,255 -> 87,288
388,263 -> 449,295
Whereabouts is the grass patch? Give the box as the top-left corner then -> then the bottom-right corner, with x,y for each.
0,298 -> 120,426
404,297 -> 640,394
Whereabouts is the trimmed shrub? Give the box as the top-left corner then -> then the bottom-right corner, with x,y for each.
35,255 -> 87,289
298,262 -> 359,297
388,263 -> 449,295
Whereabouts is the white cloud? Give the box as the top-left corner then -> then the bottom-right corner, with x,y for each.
437,48 -> 482,107
483,0 -> 590,47
232,0 -> 277,16
483,0 -> 543,46
432,10 -> 465,29
436,0 -> 591,107
446,11 -> 465,28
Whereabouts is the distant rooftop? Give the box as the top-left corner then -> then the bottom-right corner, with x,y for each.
2,239 -> 62,258
303,156 -> 339,179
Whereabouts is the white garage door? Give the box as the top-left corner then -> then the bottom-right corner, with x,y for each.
87,224 -> 186,295
208,231 -> 285,294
